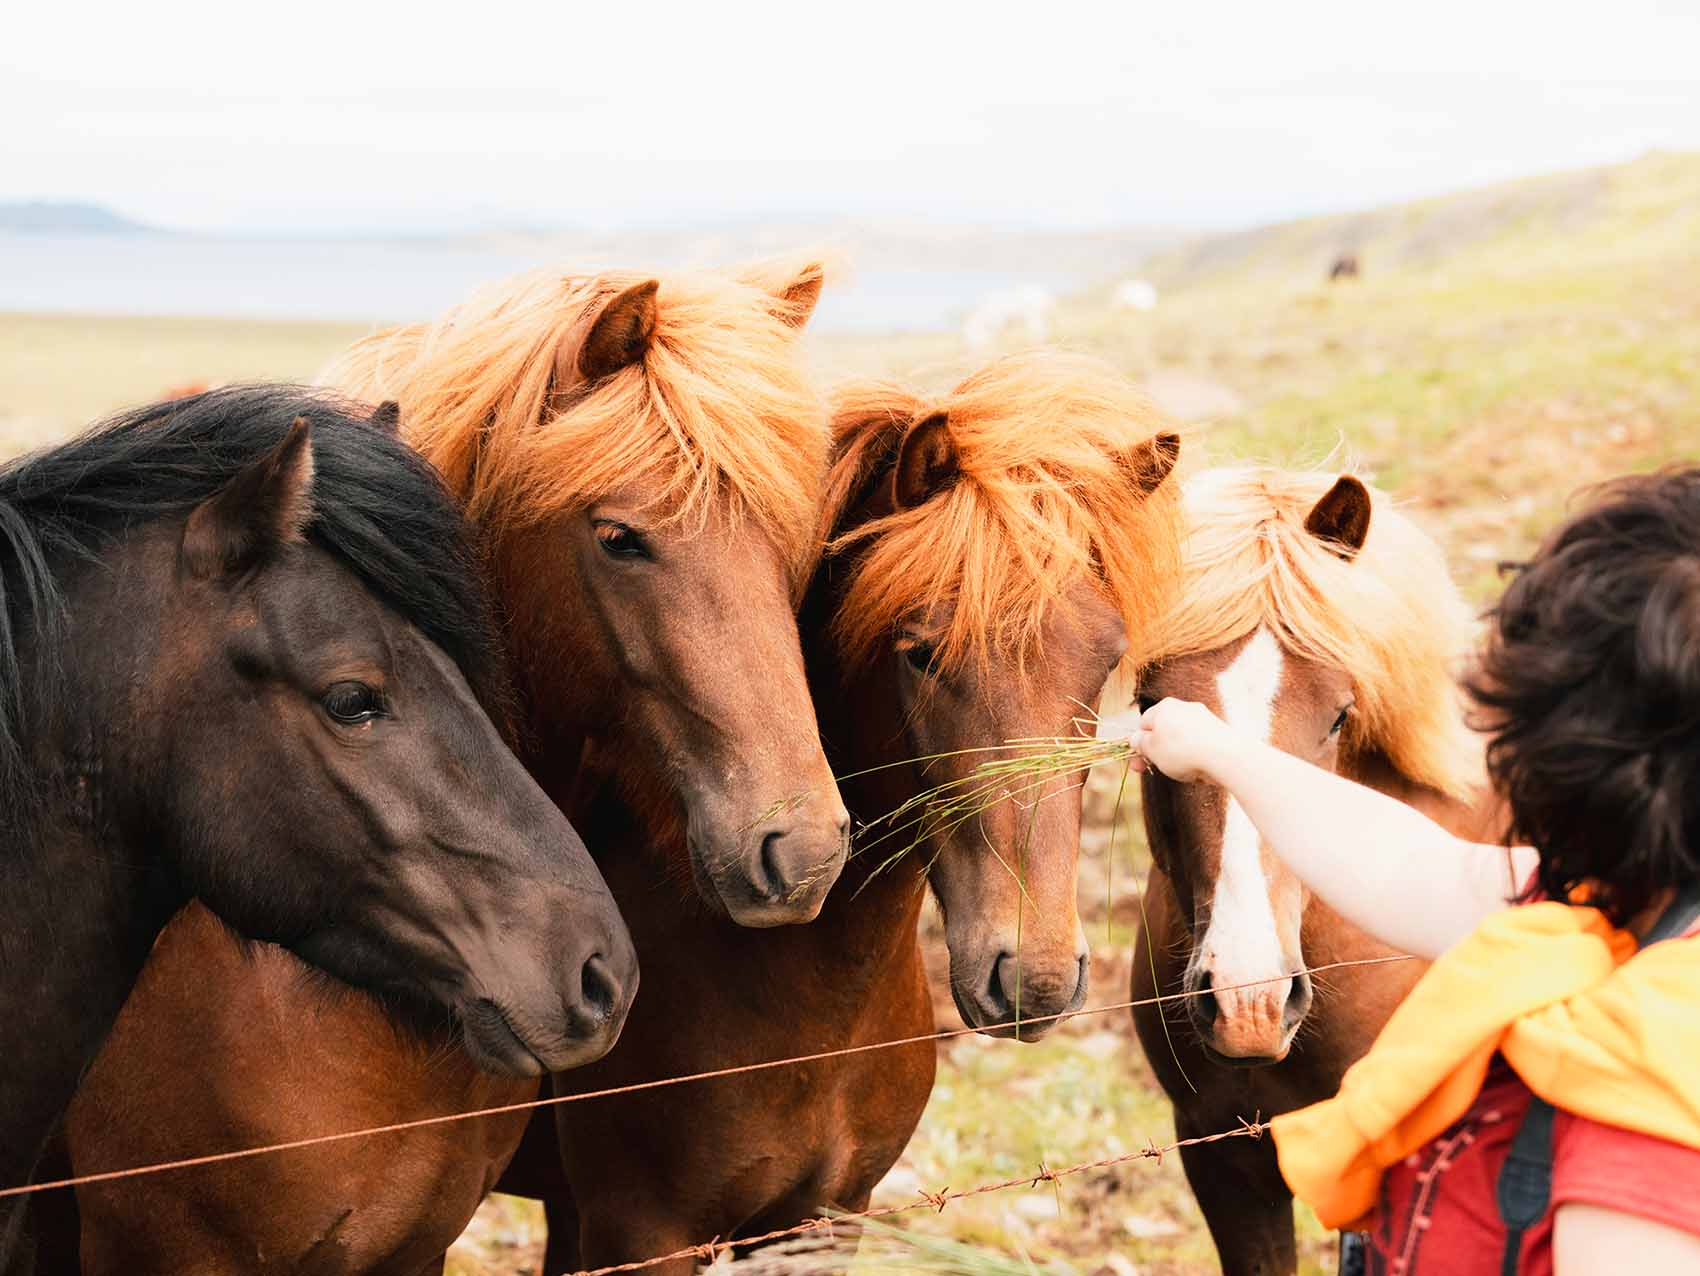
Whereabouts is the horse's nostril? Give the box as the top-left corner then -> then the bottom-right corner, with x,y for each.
756,831 -> 786,901
987,954 -> 1012,1014
1193,971 -> 1219,1025
1283,971 -> 1314,1030
755,821 -> 842,905
578,954 -> 617,1024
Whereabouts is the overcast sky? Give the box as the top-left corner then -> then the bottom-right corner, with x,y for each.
6,1 -> 1699,235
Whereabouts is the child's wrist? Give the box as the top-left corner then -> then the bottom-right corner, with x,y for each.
1203,731 -> 1253,790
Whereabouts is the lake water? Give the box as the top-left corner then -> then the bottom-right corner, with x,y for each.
0,233 -> 1081,335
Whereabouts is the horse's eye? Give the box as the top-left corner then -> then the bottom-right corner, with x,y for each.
594,521 -> 652,561
323,682 -> 384,725
902,641 -> 936,675
1329,705 -> 1351,737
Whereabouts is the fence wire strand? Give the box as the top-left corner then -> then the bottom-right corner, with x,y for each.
0,954 -> 1410,1204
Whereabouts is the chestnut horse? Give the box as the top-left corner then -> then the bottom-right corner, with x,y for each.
0,387 -> 632,1268
56,260 -> 846,1274
1130,468 -> 1507,1276
510,351 -> 1183,1275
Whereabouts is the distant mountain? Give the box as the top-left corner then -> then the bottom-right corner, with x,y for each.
0,202 -> 154,234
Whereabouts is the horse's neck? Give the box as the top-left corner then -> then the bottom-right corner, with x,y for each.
800,618 -> 931,958
0,545 -> 183,1185
1,809 -> 172,1188
518,710 -> 689,874
517,715 -> 597,820
822,826 -> 929,933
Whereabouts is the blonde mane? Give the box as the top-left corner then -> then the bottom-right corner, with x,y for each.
1148,466 -> 1482,798
823,350 -> 1183,676
320,256 -> 828,575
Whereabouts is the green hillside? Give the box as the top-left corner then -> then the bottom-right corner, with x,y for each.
1045,151 -> 1700,600
1135,150 -> 1700,293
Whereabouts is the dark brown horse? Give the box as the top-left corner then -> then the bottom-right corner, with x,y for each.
58,261 -> 845,1273
511,352 -> 1184,1275
1129,467 -> 1506,1276
0,388 -> 633,1269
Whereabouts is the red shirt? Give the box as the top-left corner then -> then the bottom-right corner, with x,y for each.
1367,1056 -> 1700,1274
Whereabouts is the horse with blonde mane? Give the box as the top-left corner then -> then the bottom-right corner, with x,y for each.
506,350 -> 1183,1274
57,258 -> 849,1274
1130,467 -> 1507,1276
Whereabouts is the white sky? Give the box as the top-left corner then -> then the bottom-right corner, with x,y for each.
5,0 -> 1700,234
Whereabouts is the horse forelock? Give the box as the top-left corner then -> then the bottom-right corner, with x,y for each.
321,259 -> 831,585
822,351 -> 1184,680
1147,466 -> 1483,799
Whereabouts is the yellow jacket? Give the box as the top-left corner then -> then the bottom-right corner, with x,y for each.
1271,901 -> 1700,1229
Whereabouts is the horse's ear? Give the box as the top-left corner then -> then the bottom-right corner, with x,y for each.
1122,430 -> 1181,497
182,417 -> 316,579
1304,475 -> 1372,560
368,400 -> 401,435
892,411 -> 958,509
574,279 -> 660,384
765,261 -> 826,329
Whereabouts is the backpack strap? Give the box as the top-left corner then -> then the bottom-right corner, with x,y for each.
1494,881 -> 1700,1272
1642,881 -> 1700,945
1338,1229 -> 1368,1276
1495,1095 -> 1557,1275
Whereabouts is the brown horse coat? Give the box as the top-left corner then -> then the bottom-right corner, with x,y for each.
54,261 -> 842,1275
1128,468 -> 1507,1276
0,389 -> 632,1274
509,353 -> 1184,1275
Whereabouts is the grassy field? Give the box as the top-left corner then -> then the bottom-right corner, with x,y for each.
0,311 -> 371,453
4,151 -> 1697,1276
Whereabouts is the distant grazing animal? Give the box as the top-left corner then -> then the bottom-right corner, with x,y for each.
1112,278 -> 1160,311
0,387 -> 633,1270
509,350 -> 1183,1275
1328,253 -> 1360,281
962,284 -> 1056,347
58,260 -> 843,1275
1130,467 -> 1507,1276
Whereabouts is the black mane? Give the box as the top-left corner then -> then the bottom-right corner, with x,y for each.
0,385 -> 506,815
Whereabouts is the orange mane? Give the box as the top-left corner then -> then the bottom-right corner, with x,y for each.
823,350 -> 1183,675
1149,466 -> 1483,798
320,256 -> 829,577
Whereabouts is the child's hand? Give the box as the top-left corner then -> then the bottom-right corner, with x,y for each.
1132,698 -> 1234,784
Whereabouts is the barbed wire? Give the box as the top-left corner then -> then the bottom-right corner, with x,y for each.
0,954 -> 1412,1202
563,1116 -> 1271,1276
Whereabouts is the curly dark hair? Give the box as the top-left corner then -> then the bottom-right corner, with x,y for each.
1468,466 -> 1700,927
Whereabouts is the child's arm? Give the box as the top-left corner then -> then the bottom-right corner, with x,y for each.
1554,1204 -> 1700,1275
1133,697 -> 1537,960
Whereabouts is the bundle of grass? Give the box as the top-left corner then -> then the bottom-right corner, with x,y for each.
850,732 -> 1139,889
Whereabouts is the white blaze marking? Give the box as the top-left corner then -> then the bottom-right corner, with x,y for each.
1200,628 -> 1287,990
